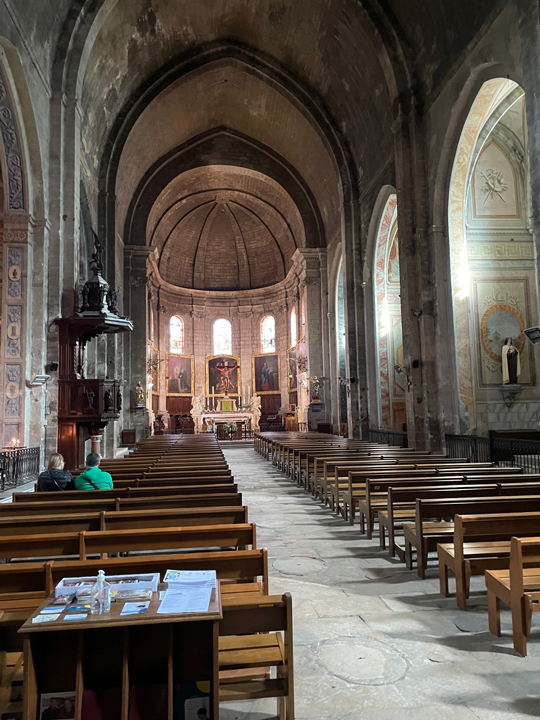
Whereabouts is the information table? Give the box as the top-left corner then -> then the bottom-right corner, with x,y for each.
20,582 -> 222,719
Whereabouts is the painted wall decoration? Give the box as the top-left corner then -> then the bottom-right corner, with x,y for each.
166,354 -> 194,396
0,70 -> 25,211
253,353 -> 280,394
4,364 -> 21,419
206,355 -> 240,396
475,280 -> 531,386
288,348 -> 298,391
297,339 -> 307,374
472,142 -> 518,218
5,306 -> 21,358
7,248 -> 22,299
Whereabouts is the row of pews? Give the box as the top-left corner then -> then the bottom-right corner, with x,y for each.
0,434 -> 294,719
256,431 -> 540,657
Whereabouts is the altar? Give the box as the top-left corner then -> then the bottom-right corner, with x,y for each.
200,412 -> 254,438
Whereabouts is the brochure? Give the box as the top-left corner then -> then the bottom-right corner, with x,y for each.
40,691 -> 75,720
120,601 -> 150,616
157,587 -> 212,615
164,570 -> 216,589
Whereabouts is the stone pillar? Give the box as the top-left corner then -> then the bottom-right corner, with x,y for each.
90,434 -> 102,455
393,105 -> 442,451
123,246 -> 154,441
341,202 -> 362,438
520,1 -> 540,297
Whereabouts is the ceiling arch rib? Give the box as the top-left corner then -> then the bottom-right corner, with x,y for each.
152,165 -> 302,292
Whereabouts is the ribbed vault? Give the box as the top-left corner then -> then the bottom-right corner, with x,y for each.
148,165 -> 304,291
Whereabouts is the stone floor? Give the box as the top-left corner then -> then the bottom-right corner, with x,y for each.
220,444 -> 540,720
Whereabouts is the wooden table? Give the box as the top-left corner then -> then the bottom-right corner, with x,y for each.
20,582 -> 222,719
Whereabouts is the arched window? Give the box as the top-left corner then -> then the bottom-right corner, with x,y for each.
213,318 -> 232,355
169,315 -> 184,353
261,315 -> 276,353
290,308 -> 297,347
336,260 -> 347,425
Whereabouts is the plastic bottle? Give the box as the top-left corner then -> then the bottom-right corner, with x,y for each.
90,570 -> 111,615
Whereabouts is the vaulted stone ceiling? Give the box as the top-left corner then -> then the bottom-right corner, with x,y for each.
148,165 -> 304,291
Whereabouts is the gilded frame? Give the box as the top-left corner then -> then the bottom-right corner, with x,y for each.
206,355 -> 241,397
252,352 -> 281,395
165,353 -> 194,396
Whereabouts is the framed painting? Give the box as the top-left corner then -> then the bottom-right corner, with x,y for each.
287,348 -> 298,391
166,354 -> 194,396
206,355 -> 240,396
147,342 -> 160,395
297,338 -> 307,374
253,353 -> 280,394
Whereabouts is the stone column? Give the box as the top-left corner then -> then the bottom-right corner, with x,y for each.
123,246 -> 154,441
393,105 -> 442,451
341,202 -> 363,438
520,1 -> 540,297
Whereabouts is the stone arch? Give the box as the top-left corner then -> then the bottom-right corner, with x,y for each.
446,75 -> 536,434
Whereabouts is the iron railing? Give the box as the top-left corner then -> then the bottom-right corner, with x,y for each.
368,428 -> 408,448
0,447 -> 40,491
445,434 -> 540,473
445,434 -> 491,463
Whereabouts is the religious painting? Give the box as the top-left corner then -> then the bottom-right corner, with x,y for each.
147,342 -> 159,395
288,348 -> 297,391
474,278 -> 532,386
166,354 -> 194,396
253,353 -> 280,395
206,355 -> 240,396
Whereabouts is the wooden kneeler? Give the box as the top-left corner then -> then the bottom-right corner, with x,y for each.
218,592 -> 294,719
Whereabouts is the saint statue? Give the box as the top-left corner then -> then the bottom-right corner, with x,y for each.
502,338 -> 521,385
250,394 -> 262,431
135,381 -> 146,405
190,394 -> 205,434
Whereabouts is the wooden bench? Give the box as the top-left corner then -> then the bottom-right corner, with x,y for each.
0,548 -> 269,615
0,522 -> 257,562
485,535 -> 540,656
437,512 -> 540,610
404,496 -> 540,579
0,493 -> 244,518
375,482 -> 498,554
219,592 -> 294,719
0,506 -> 249,536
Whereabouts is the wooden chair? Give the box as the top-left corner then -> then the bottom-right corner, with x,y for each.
485,535 -> 540,656
219,592 -> 294,719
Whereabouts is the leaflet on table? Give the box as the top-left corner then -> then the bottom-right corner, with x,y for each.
157,587 -> 212,614
121,601 -> 150,615
163,569 -> 216,588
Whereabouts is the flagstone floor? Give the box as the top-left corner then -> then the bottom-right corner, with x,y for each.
219,444 -> 540,720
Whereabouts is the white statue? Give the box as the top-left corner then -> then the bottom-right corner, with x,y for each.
250,393 -> 262,431
190,395 -> 205,433
502,337 -> 521,385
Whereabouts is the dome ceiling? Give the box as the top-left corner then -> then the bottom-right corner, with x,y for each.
149,165 -> 304,291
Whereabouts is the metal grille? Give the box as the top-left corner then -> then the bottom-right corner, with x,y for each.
0,447 -> 40,491
367,428 -> 408,448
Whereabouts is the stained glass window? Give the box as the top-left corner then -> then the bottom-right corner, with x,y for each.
290,308 -> 297,348
261,315 -> 276,353
213,318 -> 232,355
170,315 -> 184,353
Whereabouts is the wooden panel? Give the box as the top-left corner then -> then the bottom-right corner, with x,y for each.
261,395 -> 280,415
166,397 -> 192,415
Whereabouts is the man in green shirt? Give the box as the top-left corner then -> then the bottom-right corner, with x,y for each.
74,453 -> 113,490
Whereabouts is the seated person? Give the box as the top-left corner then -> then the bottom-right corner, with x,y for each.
37,453 -> 74,491
74,452 -> 113,490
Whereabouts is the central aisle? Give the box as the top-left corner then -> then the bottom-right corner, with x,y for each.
220,445 -> 540,720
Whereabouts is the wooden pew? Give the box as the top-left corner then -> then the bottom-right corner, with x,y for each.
15,483 -> 239,504
404,496 -> 540,579
0,523 -> 257,561
0,549 -> 269,614
0,506 -> 249,536
0,493 -> 243,517
437,512 -> 540,610
378,478 -> 500,560
485,535 -> 540,656
219,592 -> 294,718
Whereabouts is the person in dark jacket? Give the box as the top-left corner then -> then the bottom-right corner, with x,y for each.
38,453 -> 74,491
